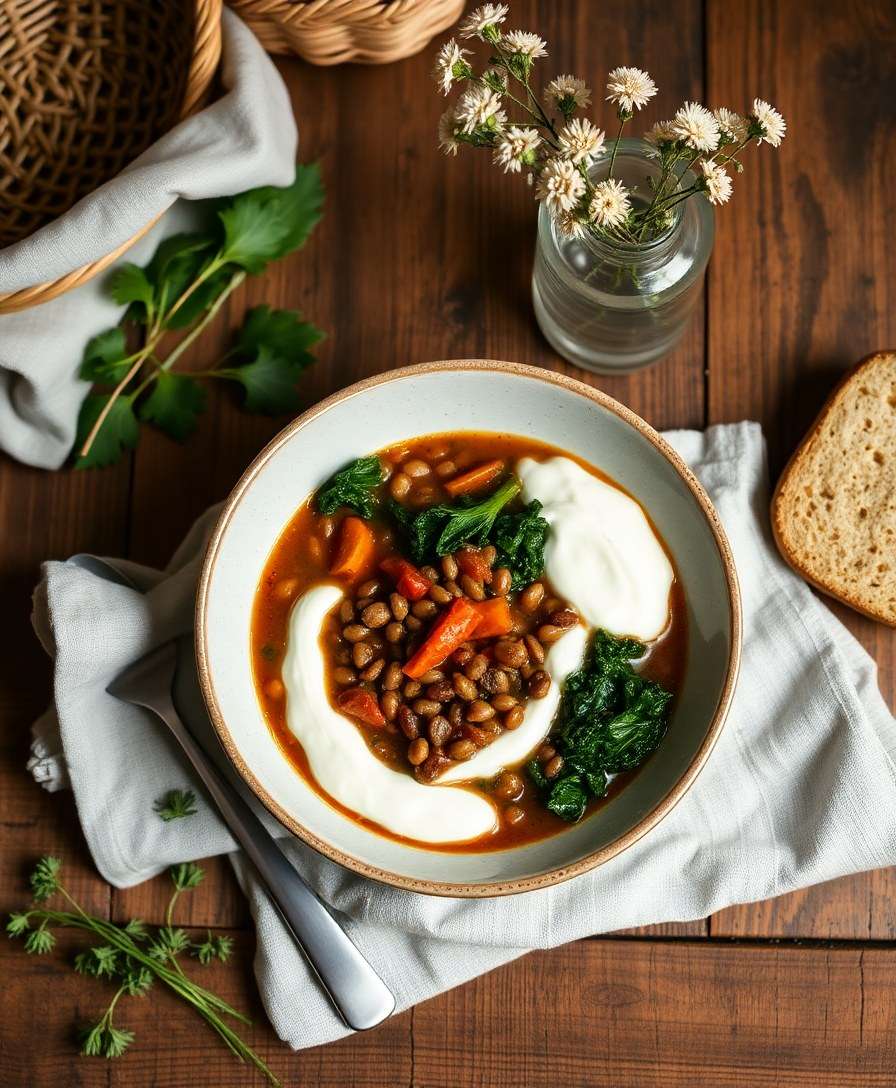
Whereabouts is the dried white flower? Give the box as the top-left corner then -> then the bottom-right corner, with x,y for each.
671,101 -> 720,152
750,98 -> 786,147
455,85 -> 507,134
535,158 -> 586,214
438,108 -> 461,156
555,209 -> 588,240
433,39 -> 472,95
494,126 -> 542,173
502,29 -> 548,59
645,119 -> 679,147
712,107 -> 747,143
557,118 -> 605,165
699,160 -> 733,205
605,67 -> 657,113
588,178 -> 631,228
459,3 -> 509,40
546,74 -> 591,110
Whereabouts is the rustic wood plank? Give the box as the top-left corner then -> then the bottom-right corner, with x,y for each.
4,937 -> 894,1087
706,0 -> 896,939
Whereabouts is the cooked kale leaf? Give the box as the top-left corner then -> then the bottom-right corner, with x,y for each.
529,629 -> 673,822
316,456 -> 383,518
492,499 -> 549,589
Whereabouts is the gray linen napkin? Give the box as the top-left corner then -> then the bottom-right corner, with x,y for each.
30,421 -> 896,1050
0,9 -> 297,470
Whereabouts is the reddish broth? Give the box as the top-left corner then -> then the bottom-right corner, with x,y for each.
252,432 -> 687,852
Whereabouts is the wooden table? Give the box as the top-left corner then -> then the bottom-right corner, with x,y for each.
2,1 -> 894,1083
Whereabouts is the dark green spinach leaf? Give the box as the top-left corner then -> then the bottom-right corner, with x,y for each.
316,456 -> 384,519
492,499 -> 549,589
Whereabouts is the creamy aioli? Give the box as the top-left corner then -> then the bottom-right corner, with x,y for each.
282,584 -> 498,842
517,456 -> 673,641
438,624 -> 588,783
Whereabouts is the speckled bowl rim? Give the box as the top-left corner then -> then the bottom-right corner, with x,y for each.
195,359 -> 743,898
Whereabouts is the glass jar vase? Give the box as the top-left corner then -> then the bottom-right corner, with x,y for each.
531,138 -> 715,374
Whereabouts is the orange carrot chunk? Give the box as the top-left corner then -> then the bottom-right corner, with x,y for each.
455,547 -> 494,584
469,597 -> 513,638
329,516 -> 375,578
443,459 -> 505,497
337,688 -> 386,727
403,598 -> 482,679
380,556 -> 432,601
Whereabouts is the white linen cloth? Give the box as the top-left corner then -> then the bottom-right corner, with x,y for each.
29,421 -> 896,1050
0,10 -> 297,470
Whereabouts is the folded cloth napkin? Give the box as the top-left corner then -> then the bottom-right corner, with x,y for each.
0,9 -> 297,471
30,421 -> 896,1050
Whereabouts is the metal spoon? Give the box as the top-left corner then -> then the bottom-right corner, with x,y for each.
82,555 -> 395,1031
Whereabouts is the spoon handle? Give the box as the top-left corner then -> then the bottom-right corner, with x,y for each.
155,695 -> 395,1031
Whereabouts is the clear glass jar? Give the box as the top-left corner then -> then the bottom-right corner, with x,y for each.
531,138 -> 715,374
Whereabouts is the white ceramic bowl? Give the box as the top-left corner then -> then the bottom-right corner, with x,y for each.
196,360 -> 741,896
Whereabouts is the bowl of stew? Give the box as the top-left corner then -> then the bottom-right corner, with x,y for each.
196,359 -> 741,896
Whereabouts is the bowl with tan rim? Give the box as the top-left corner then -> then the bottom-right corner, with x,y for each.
196,360 -> 741,896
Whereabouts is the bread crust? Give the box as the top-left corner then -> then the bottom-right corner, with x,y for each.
771,350 -> 896,627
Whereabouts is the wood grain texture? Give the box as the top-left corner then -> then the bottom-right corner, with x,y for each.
705,0 -> 896,939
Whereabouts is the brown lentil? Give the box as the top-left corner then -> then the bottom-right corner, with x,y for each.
481,544 -> 497,565
339,600 -> 355,623
380,690 -> 400,721
389,593 -> 409,620
382,662 -> 404,690
550,608 -> 579,629
428,715 -> 452,746
460,574 -> 485,600
447,700 -> 464,728
265,679 -> 285,699
332,666 -> 356,685
528,670 -> 551,698
360,658 -> 384,682
389,472 -> 411,499
494,771 -> 524,801
537,624 -> 565,644
453,673 -> 479,701
420,564 -> 440,582
412,598 -> 438,619
429,584 -> 453,605
519,582 -> 545,612
452,645 -> 474,667
412,698 -> 441,718
491,567 -> 512,596
495,639 -> 527,668
441,554 -> 459,580
407,738 -> 430,766
543,596 -> 565,615
464,654 -> 489,681
504,804 -> 525,826
444,579 -> 463,598
405,615 -> 423,631
403,458 -> 430,478
503,705 -> 525,730
448,739 -> 476,761
361,602 -> 391,628
544,754 -> 565,779
537,743 -> 557,763
467,700 -> 495,722
397,705 -> 420,740
343,623 -> 370,643
357,578 -> 381,598
482,667 -> 510,694
403,680 -> 422,698
426,680 -> 454,703
491,693 -> 518,712
353,642 -> 375,668
434,460 -> 456,478
524,634 -> 545,664
384,622 -> 405,643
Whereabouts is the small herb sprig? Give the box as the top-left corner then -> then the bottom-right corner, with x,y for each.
434,4 -> 786,245
7,858 -> 279,1085
154,788 -> 198,822
76,163 -> 325,468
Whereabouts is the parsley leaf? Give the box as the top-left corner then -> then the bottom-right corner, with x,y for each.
107,263 -> 155,314
236,304 -> 324,359
316,456 -> 384,518
399,477 -> 521,563
138,373 -> 206,440
220,345 -> 304,414
79,329 -> 131,383
74,395 -> 140,468
218,162 -> 324,274
153,788 -> 198,822
170,862 -> 204,892
492,499 -> 549,589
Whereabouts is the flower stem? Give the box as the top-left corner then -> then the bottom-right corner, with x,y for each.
606,116 -> 627,179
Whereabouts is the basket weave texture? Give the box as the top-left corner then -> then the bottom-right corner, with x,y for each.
0,0 -> 222,313
229,0 -> 464,65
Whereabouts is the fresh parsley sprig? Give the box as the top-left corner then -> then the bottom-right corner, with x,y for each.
154,788 -> 198,821
76,163 -> 325,468
7,857 -> 280,1085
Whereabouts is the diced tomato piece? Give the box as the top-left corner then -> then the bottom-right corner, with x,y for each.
336,688 -> 386,727
403,598 -> 482,679
329,517 -> 375,578
444,459 -> 505,497
380,556 -> 432,601
469,597 -> 513,638
456,548 -> 493,584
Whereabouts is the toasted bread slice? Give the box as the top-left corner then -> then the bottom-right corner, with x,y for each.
771,351 -> 896,626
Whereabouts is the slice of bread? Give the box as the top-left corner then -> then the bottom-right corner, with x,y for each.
771,351 -> 896,626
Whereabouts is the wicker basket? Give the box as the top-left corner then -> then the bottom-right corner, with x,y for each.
0,0 -> 222,314
229,0 -> 464,65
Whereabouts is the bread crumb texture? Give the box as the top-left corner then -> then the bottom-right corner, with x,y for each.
773,352 -> 896,625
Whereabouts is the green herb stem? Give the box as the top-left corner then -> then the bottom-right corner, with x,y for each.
160,270 -> 247,373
